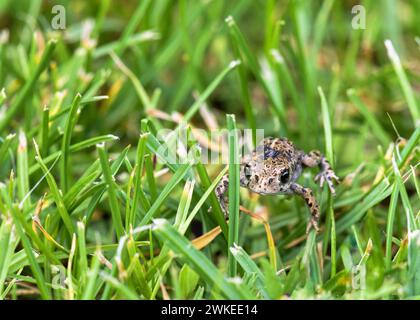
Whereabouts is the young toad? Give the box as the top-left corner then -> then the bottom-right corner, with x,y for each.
216,137 -> 339,232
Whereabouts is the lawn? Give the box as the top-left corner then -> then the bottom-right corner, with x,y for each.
0,0 -> 419,300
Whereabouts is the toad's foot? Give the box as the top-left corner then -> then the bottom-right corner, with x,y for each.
302,150 -> 340,196
314,167 -> 340,196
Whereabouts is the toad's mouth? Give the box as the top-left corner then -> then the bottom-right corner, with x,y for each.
248,184 -> 291,195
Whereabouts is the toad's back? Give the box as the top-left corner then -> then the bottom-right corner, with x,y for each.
248,137 -> 302,169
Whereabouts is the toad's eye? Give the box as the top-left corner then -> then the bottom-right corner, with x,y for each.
280,169 -> 290,184
244,164 -> 252,179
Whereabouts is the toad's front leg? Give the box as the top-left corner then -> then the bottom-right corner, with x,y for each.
290,182 -> 320,233
302,150 -> 339,196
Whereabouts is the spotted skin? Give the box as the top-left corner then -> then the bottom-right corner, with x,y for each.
215,137 -> 339,233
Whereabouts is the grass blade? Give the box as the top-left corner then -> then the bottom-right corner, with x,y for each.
318,86 -> 336,277
152,219 -> 249,299
226,114 -> 240,277
0,185 -> 51,299
34,141 -> 75,235
97,143 -> 125,239
60,93 -> 82,193
385,40 -> 419,126
139,163 -> 192,226
385,183 -> 399,271
0,40 -> 56,133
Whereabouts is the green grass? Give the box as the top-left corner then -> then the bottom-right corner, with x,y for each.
0,0 -> 419,300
